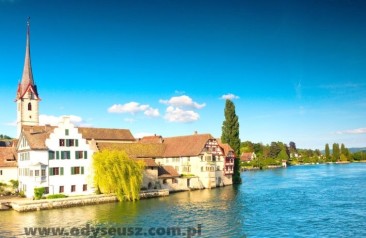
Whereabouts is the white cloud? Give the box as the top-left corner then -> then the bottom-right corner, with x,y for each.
108,102 -> 159,118
159,95 -> 206,109
221,93 -> 240,100
336,128 -> 366,135
39,114 -> 92,127
144,107 -> 160,117
164,106 -> 200,123
108,102 -> 149,114
5,120 -> 16,127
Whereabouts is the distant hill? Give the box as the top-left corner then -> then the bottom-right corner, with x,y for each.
348,147 -> 366,153
321,147 -> 366,154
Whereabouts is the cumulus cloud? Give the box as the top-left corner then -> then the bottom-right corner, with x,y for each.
39,114 -> 92,127
144,107 -> 160,117
336,128 -> 366,135
108,102 -> 159,118
164,106 -> 200,123
221,93 -> 239,100
159,95 -> 206,109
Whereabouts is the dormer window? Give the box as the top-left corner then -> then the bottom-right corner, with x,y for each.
28,103 -> 32,111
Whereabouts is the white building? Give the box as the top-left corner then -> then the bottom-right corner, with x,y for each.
0,145 -> 18,184
17,117 -> 136,198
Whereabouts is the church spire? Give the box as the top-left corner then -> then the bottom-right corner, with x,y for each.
17,17 -> 38,99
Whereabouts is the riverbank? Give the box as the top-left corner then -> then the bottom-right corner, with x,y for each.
2,189 -> 169,212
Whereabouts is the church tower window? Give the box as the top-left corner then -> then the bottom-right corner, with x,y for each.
28,103 -> 32,111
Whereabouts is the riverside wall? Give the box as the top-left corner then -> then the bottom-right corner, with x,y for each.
10,189 -> 169,212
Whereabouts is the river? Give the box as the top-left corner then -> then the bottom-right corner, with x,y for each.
1,163 -> 365,237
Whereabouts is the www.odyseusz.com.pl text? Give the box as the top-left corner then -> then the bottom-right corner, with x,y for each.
23,224 -> 203,237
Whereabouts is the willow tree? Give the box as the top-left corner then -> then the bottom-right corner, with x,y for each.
93,150 -> 145,201
221,99 -> 241,184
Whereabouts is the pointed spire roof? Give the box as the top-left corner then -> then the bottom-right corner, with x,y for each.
16,17 -> 39,100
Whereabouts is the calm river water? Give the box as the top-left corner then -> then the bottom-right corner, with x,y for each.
1,163 -> 365,237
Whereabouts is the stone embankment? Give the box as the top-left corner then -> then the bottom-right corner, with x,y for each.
10,189 -> 169,212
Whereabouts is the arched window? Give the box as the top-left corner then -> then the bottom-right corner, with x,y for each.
28,103 -> 32,111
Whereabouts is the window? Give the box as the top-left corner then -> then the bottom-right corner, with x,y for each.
59,186 -> 64,193
163,179 -> 167,184
66,139 -> 74,147
30,170 -> 33,176
65,129 -> 69,136
172,178 -> 178,184
28,102 -> 32,111
41,169 -> 46,176
59,139 -> 65,146
71,185 -> 76,192
75,151 -> 87,159
61,151 -> 70,160
35,170 -> 39,177
48,151 -> 55,160
0,170 -> 2,175
71,166 -> 84,175
49,167 -> 63,176
83,184 -> 87,191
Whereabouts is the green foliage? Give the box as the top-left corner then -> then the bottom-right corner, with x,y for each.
9,180 -> 19,189
46,194 -> 68,199
325,144 -> 331,162
93,150 -> 145,201
352,151 -> 366,161
221,99 -> 241,184
332,143 -> 340,162
34,187 -> 45,200
221,99 -> 241,156
0,134 -> 12,139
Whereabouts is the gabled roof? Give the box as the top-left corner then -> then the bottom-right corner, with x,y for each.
158,166 -> 180,178
0,147 -> 17,168
136,158 -> 158,167
138,135 -> 163,144
21,126 -> 54,150
217,140 -> 235,157
97,142 -> 165,158
162,134 -> 214,157
78,127 -> 135,141
240,152 -> 255,161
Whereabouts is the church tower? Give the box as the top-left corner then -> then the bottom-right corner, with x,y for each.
16,18 -> 40,136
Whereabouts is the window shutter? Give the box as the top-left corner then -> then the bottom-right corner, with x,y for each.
67,151 -> 71,159
56,151 -> 59,159
75,151 -> 78,159
75,140 -> 79,147
81,167 -> 84,174
71,167 -> 74,175
61,167 -> 64,175
49,168 -> 53,176
84,151 -> 87,159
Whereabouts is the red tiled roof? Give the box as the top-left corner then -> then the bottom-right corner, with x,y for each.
78,127 -> 135,141
97,142 -> 165,158
139,135 -> 163,144
135,158 -> 158,167
0,147 -> 17,167
162,134 -> 214,157
241,152 -> 254,161
158,166 -> 179,178
217,140 -> 235,157
21,126 -> 54,150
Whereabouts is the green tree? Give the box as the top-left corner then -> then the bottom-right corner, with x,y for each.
221,99 -> 241,184
340,143 -> 350,160
325,144 -> 331,162
332,143 -> 340,162
93,150 -> 145,201
269,142 -> 281,158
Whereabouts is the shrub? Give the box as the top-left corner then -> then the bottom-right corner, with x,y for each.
34,187 -> 45,200
46,194 -> 68,199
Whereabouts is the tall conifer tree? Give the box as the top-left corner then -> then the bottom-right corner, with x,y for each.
221,99 -> 241,184
325,143 -> 330,162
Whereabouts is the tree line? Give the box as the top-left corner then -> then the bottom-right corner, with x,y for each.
241,140 -> 366,169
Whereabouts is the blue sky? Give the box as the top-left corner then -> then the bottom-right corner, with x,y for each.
1,0 -> 366,150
